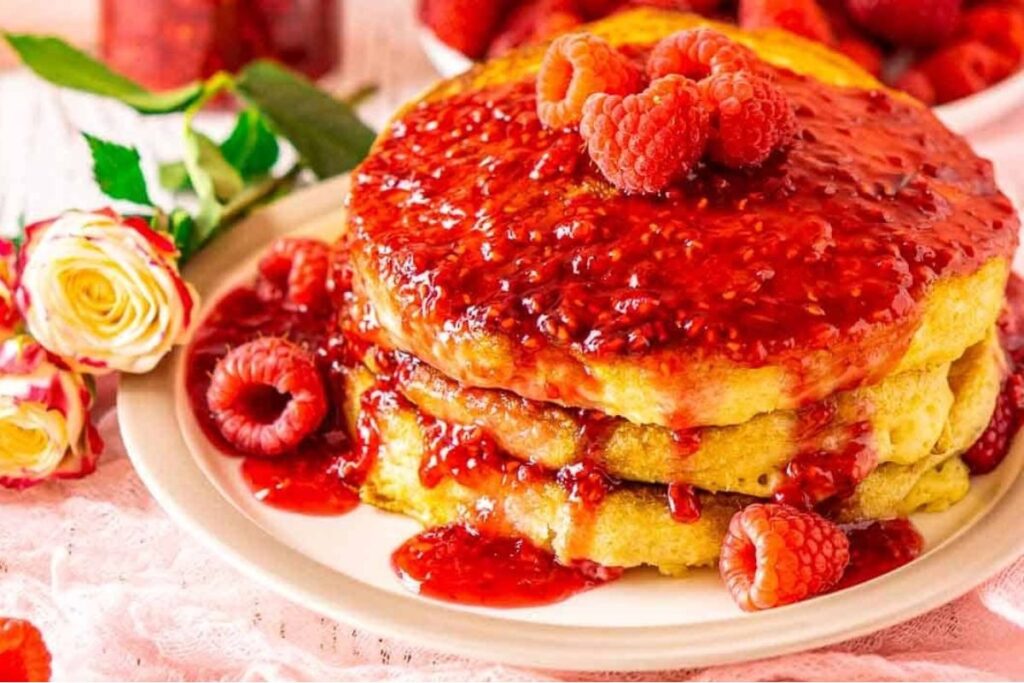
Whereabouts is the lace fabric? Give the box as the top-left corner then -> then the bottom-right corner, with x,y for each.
0,381 -> 1020,681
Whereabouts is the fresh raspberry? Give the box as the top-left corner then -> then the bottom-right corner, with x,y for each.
738,0 -> 835,44
720,503 -> 850,611
258,238 -> 331,311
919,40 -> 1016,103
536,33 -> 643,129
580,75 -> 710,193
418,0 -> 510,59
844,0 -> 961,48
647,28 -> 762,81
962,372 -> 1024,475
701,70 -> 796,168
836,35 -> 883,76
0,619 -> 51,682
891,68 -> 936,105
960,4 -> 1024,63
207,337 -> 328,457
488,0 -> 584,57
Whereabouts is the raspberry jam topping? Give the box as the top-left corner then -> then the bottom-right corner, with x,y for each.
834,518 -> 924,590
351,65 -> 1017,371
391,523 -> 622,607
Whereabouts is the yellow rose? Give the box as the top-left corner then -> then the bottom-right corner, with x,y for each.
0,335 -> 100,489
16,209 -> 199,374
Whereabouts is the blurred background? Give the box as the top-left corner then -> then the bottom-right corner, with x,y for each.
0,0 -> 1022,236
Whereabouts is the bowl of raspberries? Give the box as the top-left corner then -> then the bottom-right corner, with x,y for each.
417,0 -> 1024,133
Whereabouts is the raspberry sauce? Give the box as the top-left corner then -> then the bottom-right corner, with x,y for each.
391,523 -> 622,607
242,449 -> 360,515
835,519 -> 924,590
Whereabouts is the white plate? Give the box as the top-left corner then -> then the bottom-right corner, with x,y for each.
417,25 -> 1024,137
120,177 -> 1024,671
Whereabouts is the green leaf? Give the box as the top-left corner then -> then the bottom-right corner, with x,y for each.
220,107 -> 279,179
4,34 -> 203,113
183,128 -> 244,240
11,212 -> 27,250
235,61 -> 375,178
82,133 -> 153,206
158,161 -> 191,192
168,209 -> 196,262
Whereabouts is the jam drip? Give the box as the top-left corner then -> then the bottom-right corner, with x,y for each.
667,482 -> 701,523
391,523 -> 622,607
418,416 -> 505,489
835,519 -> 924,590
775,402 -> 877,511
185,247 -> 372,515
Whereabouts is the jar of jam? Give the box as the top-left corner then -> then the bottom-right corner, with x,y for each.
100,0 -> 339,91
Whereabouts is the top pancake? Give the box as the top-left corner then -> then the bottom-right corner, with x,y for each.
347,8 -> 1018,429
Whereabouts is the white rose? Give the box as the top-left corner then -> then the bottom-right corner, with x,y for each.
16,209 -> 199,374
0,335 -> 100,488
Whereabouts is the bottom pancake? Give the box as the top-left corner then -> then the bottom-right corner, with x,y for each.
341,336 -> 998,573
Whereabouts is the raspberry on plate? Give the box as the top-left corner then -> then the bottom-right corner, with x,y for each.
0,619 -> 51,682
738,0 -> 835,44
647,28 -> 762,80
962,372 -> 1024,475
720,503 -> 850,611
701,70 -> 796,168
207,337 -> 328,457
919,40 -> 1016,104
536,32 -> 643,129
258,238 -> 331,311
845,0 -> 961,48
579,74 -> 710,193
419,0 -> 510,59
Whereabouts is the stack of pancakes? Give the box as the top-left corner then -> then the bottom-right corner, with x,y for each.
339,9 -> 1019,575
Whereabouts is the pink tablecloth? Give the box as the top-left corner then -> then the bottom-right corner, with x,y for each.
3,113 -> 1024,682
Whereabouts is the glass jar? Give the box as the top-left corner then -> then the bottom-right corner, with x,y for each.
100,0 -> 339,91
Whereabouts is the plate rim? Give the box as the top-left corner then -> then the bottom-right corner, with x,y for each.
119,177 -> 1024,672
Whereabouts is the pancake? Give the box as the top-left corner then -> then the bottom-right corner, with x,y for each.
342,354 -> 986,574
373,330 -> 1003,496
347,9 -> 1018,430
